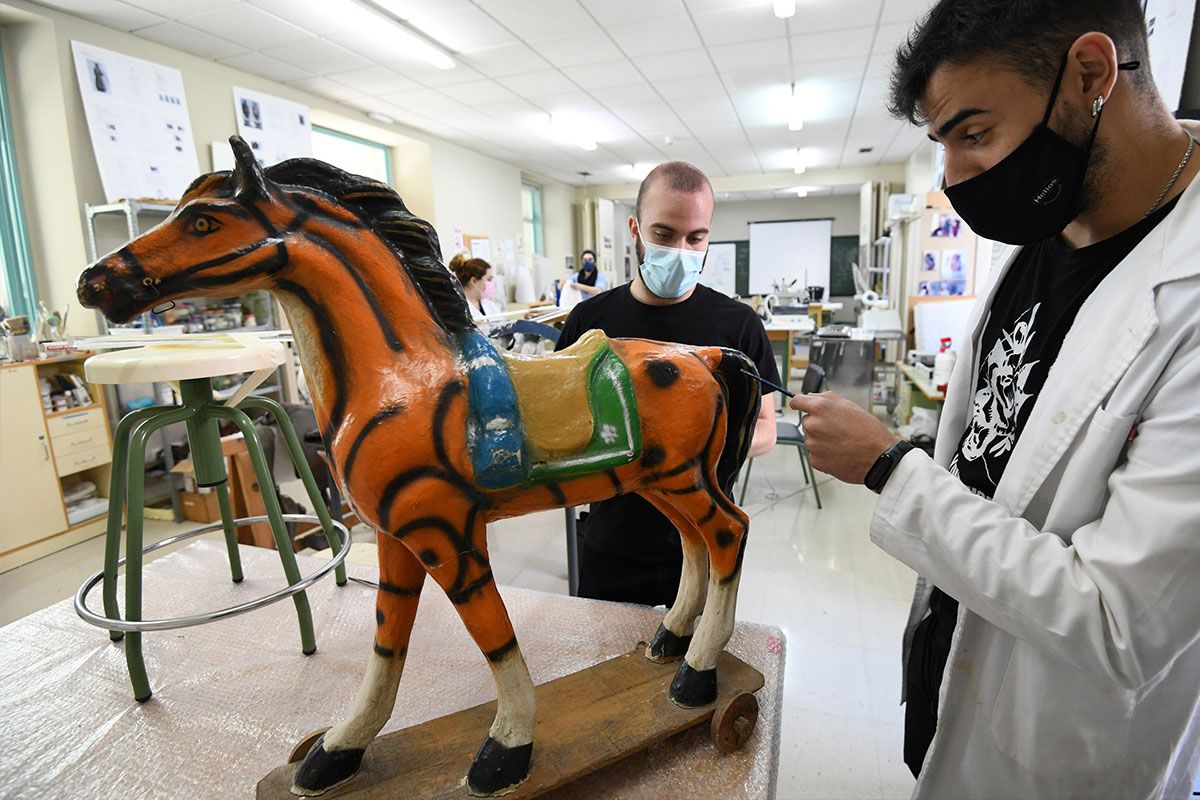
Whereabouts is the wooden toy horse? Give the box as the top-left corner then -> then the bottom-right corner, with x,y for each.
78,137 -> 759,797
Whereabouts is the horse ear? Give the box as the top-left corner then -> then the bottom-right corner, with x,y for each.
229,135 -> 269,199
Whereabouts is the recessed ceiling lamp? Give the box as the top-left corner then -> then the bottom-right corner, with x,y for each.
353,0 -> 457,70
773,0 -> 797,19
788,83 -> 804,131
367,111 -> 396,125
795,188 -> 808,198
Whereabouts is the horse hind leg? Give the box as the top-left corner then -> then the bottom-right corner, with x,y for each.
640,491 -> 709,663
293,532 -> 426,796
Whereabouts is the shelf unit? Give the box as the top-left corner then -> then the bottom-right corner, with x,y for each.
83,199 -> 286,520
0,354 -> 114,572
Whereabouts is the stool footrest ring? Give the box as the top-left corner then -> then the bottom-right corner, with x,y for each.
74,514 -> 351,633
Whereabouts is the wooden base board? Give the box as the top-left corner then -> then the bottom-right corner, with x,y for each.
257,646 -> 764,800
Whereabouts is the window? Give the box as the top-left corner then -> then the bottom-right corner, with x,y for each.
0,41 -> 38,320
521,182 -> 543,257
311,125 -> 391,185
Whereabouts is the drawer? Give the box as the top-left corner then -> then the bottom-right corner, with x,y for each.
47,407 -> 105,438
52,429 -> 107,457
56,444 -> 111,477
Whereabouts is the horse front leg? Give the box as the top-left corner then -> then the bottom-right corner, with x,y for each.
292,532 -> 425,796
641,491 -> 709,663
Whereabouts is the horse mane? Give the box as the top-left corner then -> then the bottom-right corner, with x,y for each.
264,158 -> 475,334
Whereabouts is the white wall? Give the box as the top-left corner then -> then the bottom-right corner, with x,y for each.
532,173 -> 576,270
429,138 -> 522,264
710,194 -> 860,242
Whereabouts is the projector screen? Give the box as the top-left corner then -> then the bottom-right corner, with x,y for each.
748,218 -> 832,296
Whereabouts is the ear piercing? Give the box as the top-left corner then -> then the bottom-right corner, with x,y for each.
1092,95 -> 1105,118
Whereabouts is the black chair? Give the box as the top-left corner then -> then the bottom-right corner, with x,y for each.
739,413 -> 822,509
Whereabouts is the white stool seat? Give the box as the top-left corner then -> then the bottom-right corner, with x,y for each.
85,341 -> 286,385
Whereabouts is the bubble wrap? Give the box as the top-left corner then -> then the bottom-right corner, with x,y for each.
0,541 -> 783,799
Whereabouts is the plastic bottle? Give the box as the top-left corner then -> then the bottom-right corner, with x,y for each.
933,336 -> 957,393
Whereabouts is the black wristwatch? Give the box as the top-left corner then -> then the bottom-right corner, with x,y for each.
864,441 -> 915,494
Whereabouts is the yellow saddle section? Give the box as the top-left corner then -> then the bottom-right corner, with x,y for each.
502,329 -> 607,458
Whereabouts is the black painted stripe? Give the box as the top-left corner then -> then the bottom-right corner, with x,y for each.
378,580 -> 422,597
342,404 -> 405,485
373,643 -> 395,658
448,571 -> 494,605
276,278 -> 348,443
485,636 -> 518,662
699,502 -> 718,525
546,482 -> 566,505
604,469 -> 623,495
304,230 -> 404,351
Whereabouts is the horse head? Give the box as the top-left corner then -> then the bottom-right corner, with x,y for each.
78,136 -> 292,324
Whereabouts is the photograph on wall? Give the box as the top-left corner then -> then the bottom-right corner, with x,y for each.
232,86 -> 312,167
917,280 -> 933,296
71,41 -> 200,202
922,250 -> 939,272
941,249 -> 967,280
930,213 -> 962,238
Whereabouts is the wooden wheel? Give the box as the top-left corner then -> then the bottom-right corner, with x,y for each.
289,728 -> 331,763
710,691 -> 758,753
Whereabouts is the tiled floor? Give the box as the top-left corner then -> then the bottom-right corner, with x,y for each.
0,445 -> 916,799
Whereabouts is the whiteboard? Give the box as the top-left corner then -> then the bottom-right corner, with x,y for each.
703,242 -> 737,296
748,219 -> 832,295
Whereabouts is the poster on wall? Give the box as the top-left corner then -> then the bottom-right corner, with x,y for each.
1143,0 -> 1196,112
232,86 -> 312,167
70,41 -> 200,202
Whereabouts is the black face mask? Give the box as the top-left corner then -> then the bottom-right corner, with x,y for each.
944,55 -> 1139,246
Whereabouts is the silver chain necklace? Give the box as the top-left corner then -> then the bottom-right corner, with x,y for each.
1144,132 -> 1196,219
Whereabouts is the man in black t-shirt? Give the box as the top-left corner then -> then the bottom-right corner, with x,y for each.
556,162 -> 779,607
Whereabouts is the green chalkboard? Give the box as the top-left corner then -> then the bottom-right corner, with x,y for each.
830,235 -> 860,297
711,240 -> 750,296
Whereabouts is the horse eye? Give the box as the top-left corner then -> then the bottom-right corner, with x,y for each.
190,215 -> 217,235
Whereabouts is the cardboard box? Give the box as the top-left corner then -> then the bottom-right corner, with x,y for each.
180,490 -> 221,523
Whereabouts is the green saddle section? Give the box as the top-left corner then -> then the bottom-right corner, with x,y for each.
527,345 -> 641,482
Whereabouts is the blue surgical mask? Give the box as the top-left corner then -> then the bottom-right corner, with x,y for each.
638,230 -> 705,298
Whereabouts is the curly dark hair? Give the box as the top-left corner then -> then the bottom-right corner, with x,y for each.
888,0 -> 1153,126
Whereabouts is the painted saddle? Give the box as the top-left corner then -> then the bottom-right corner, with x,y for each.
460,329 -> 641,489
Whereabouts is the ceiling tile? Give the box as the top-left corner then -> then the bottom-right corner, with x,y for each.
178,4 -> 311,51
792,26 -> 875,62
680,0 -> 759,12
529,30 -> 625,67
496,69 -> 579,97
722,64 -> 791,94
880,0 -> 934,25
610,102 -> 685,135
246,0 -> 385,36
218,51 -> 315,83
326,66 -> 423,96
286,76 -> 370,102
389,62 -> 484,87
133,21 -> 248,60
872,22 -> 912,55
124,0 -> 237,18
790,0 -> 884,35
707,38 -> 790,73
669,95 -> 741,129
715,153 -> 761,174
865,49 -> 894,80
481,0 -> 598,40
561,59 -> 645,90
36,0 -> 166,31
475,96 -> 552,129
461,43 -> 552,77
591,82 -> 663,106
437,79 -> 520,105
605,16 -> 701,58
578,0 -> 684,26
793,55 -> 869,83
261,37 -> 372,74
692,5 -> 788,47
645,74 -> 728,101
397,3 -> 518,52
632,49 -> 715,82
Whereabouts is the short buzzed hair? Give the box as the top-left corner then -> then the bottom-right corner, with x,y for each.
635,162 -> 713,220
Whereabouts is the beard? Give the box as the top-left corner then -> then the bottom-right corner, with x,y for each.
1056,103 -> 1112,218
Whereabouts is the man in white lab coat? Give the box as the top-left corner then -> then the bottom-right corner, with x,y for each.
791,1 -> 1200,797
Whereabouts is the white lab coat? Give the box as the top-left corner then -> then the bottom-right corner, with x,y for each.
872,120 -> 1200,799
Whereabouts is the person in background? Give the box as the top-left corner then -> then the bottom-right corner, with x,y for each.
555,161 -> 779,607
570,248 -> 608,297
449,253 -> 501,321
790,1 -> 1200,796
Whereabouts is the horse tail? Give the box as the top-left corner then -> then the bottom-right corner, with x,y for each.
701,348 -> 762,497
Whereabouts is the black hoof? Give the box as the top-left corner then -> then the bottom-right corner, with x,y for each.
646,623 -> 691,663
291,734 -> 363,797
467,736 -> 533,797
669,659 -> 718,708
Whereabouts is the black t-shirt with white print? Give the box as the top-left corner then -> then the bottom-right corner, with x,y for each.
903,194 -> 1182,778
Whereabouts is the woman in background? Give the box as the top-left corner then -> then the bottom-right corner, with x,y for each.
571,248 -> 608,298
449,254 -> 502,321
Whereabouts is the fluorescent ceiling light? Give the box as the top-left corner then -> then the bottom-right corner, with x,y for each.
793,147 -> 806,173
773,0 -> 796,19
351,0 -> 456,70
549,113 -> 597,151
787,85 -> 805,131
795,188 -> 808,198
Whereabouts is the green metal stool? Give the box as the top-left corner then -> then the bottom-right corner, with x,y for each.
74,339 -> 348,702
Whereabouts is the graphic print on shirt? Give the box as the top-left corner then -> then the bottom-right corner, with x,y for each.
950,303 -> 1041,487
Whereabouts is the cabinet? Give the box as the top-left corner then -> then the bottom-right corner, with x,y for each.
0,356 -> 113,572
